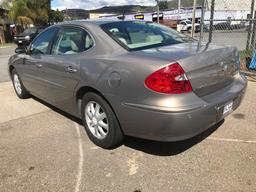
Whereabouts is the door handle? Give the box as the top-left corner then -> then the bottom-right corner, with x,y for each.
35,63 -> 43,68
66,66 -> 77,73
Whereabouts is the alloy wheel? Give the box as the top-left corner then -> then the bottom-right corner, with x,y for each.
13,74 -> 22,95
85,101 -> 109,139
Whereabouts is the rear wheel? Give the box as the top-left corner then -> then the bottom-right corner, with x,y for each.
11,69 -> 30,99
81,92 -> 124,149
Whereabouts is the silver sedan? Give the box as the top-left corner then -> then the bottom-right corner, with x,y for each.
8,20 -> 247,148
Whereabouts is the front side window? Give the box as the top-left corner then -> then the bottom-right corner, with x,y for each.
30,27 -> 57,55
51,27 -> 93,55
101,21 -> 194,51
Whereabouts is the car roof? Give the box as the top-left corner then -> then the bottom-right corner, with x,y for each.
57,19 -> 148,27
60,19 -> 125,26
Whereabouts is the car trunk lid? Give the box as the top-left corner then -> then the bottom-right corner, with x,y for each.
179,45 -> 239,97
133,42 -> 239,97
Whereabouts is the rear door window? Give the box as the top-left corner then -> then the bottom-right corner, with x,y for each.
51,26 -> 94,55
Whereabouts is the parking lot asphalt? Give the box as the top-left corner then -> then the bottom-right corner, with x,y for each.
0,43 -> 256,192
0,46 -> 15,83
194,30 -> 247,50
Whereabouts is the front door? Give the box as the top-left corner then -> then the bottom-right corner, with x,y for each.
21,27 -> 58,98
39,26 -> 94,114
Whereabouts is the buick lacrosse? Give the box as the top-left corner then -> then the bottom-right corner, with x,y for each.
9,20 -> 247,148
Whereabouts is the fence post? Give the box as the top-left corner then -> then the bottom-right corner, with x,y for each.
156,0 -> 160,23
246,0 -> 255,50
209,0 -> 215,43
191,0 -> 197,38
199,0 -> 206,47
251,11 -> 256,51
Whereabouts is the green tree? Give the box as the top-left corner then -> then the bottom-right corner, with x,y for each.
49,9 -> 64,24
159,1 -> 168,10
27,0 -> 49,25
6,0 -> 52,26
0,0 -> 11,10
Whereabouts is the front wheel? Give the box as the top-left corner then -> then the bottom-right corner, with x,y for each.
11,69 -> 30,99
81,92 -> 124,149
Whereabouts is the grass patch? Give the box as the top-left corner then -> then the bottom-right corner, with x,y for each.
0,43 -> 16,48
240,49 -> 253,59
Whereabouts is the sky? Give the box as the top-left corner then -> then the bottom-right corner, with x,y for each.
51,0 -> 157,10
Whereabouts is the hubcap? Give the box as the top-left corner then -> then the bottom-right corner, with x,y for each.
85,101 -> 109,139
13,74 -> 22,95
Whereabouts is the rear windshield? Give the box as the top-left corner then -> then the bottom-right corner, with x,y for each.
101,21 -> 194,51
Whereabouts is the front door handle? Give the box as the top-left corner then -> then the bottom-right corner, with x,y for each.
66,66 -> 77,73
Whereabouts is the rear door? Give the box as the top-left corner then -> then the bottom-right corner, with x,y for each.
40,25 -> 94,113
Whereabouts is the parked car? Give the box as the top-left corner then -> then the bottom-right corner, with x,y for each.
180,20 -> 200,33
9,20 -> 247,148
14,26 -> 46,47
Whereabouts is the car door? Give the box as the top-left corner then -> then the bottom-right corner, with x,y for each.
20,27 -> 59,98
39,26 -> 94,114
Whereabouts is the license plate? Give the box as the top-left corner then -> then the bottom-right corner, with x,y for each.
18,41 -> 22,43
223,102 -> 233,115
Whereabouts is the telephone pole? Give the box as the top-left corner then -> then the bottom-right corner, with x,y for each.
178,0 -> 181,17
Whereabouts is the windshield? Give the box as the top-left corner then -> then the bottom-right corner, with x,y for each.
185,20 -> 192,24
24,28 -> 37,34
101,21 -> 194,51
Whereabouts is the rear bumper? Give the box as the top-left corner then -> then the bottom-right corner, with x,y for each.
111,74 -> 247,141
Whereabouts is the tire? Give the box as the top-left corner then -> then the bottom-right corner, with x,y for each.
11,68 -> 30,99
81,92 -> 124,149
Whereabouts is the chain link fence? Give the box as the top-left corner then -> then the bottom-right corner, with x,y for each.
198,0 -> 256,71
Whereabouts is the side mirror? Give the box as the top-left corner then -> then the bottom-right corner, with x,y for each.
15,47 -> 27,54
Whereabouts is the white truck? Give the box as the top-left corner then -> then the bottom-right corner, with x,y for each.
179,20 -> 200,33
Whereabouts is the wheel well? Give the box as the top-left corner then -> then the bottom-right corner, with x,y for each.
9,65 -> 15,76
76,86 -> 104,110
76,86 -> 124,133
76,86 -> 113,116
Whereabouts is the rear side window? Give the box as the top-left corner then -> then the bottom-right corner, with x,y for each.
51,27 -> 93,55
101,21 -> 193,51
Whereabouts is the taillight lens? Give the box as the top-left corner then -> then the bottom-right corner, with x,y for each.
145,63 -> 193,94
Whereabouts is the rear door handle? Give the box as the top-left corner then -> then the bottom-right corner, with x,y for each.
66,66 -> 77,73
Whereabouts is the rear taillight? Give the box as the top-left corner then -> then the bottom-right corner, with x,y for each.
145,63 -> 193,94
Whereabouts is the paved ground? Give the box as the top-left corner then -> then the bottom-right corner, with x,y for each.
207,31 -> 248,50
0,43 -> 256,192
0,46 -> 15,83
193,30 -> 247,50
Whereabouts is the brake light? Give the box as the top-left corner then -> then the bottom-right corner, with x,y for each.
145,63 -> 193,94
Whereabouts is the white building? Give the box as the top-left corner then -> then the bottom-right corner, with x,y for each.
100,1 -> 254,25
